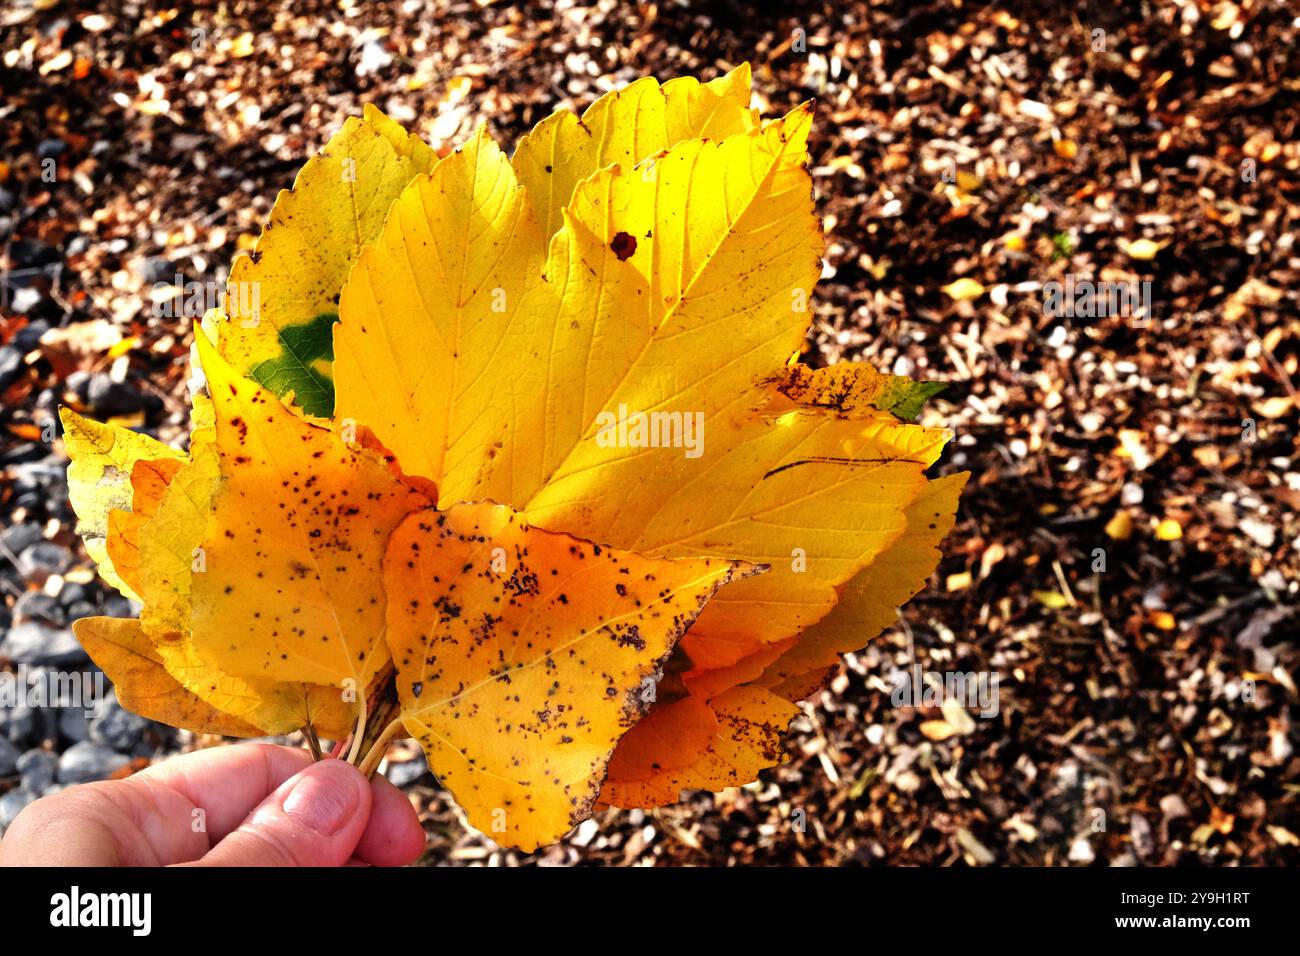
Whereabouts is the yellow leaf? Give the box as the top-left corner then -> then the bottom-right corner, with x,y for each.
942,277 -> 985,300
513,64 -> 757,242
1120,238 -> 1165,260
1150,610 -> 1176,631
1105,510 -> 1134,541
681,635 -> 795,700
1033,589 -> 1070,610
385,501 -> 751,849
74,617 -> 264,737
764,665 -> 838,703
1156,518 -> 1183,541
757,473 -> 967,691
333,125 -> 549,490
610,405 -> 940,666
128,422 -> 355,738
215,107 -> 436,417
188,333 -> 431,691
362,102 -> 438,173
336,105 -> 823,509
59,407 -> 185,601
601,695 -> 721,796
134,429 -> 219,643
516,106 -> 821,507
107,336 -> 139,359
920,719 -> 958,741
334,105 -> 953,690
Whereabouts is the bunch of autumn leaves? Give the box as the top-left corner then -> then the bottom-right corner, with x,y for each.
64,65 -> 964,851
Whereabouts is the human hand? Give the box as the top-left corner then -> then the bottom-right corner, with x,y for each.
0,743 -> 427,866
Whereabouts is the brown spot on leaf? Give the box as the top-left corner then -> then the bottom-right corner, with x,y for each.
610,231 -> 637,261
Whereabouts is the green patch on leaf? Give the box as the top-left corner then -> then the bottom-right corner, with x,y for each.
250,313 -> 338,417
871,379 -> 947,420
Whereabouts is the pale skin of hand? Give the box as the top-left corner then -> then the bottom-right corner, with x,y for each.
0,743 -> 427,866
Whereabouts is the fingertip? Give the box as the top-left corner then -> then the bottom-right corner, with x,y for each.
198,757 -> 373,867
280,759 -> 373,838
353,772 -> 426,867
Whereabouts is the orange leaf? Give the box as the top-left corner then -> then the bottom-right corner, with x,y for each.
385,501 -> 752,850
604,695 -> 719,783
601,685 -> 798,808
106,458 -> 183,596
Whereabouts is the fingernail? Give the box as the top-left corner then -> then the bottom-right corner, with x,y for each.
281,761 -> 362,836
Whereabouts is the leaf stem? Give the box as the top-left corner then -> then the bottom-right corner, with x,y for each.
357,717 -> 404,779
345,696 -> 368,765
303,724 -> 323,761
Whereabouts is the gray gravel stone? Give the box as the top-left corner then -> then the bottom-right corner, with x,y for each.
11,320 -> 48,352
64,600 -> 96,621
0,346 -> 21,392
58,707 -> 93,745
32,705 -> 60,745
0,736 -> 20,776
0,522 -> 43,555
56,741 -> 129,785
101,595 -> 134,619
86,373 -> 150,418
134,256 -> 176,284
16,748 -> 57,793
0,702 -> 36,746
90,692 -> 153,752
12,589 -> 63,626
16,541 -> 72,579
57,582 -> 88,607
384,753 -> 431,788
0,622 -> 88,667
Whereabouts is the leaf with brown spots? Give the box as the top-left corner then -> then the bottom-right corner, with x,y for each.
60,71 -> 965,848
125,416 -> 358,738
325,76 -> 964,819
384,501 -> 754,850
188,332 -> 432,692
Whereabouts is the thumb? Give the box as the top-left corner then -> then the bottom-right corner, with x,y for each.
195,759 -> 371,867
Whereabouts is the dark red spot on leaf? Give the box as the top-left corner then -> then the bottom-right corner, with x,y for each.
610,231 -> 637,261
